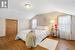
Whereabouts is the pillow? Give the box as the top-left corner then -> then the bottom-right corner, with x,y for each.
36,26 -> 48,30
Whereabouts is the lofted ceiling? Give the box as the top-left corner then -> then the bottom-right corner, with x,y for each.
0,0 -> 75,19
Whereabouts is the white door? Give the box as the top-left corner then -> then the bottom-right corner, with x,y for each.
58,15 -> 71,40
32,19 -> 37,29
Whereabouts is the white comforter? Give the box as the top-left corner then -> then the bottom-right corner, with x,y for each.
35,30 -> 50,44
16,29 -> 50,45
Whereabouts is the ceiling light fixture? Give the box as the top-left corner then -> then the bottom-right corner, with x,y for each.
25,3 -> 32,9
25,0 -> 32,9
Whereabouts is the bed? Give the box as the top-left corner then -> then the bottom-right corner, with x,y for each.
16,26 -> 50,46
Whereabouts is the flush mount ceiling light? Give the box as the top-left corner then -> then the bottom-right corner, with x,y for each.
24,0 -> 32,9
25,3 -> 32,9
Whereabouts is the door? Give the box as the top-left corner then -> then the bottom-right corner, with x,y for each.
6,19 -> 18,40
58,15 -> 71,40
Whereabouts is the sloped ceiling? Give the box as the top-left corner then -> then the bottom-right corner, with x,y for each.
0,0 -> 75,19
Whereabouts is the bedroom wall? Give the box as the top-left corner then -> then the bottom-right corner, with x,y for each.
0,0 -> 34,37
0,17 -> 5,37
0,16 -> 30,37
18,17 -> 30,33
0,9 -> 30,37
0,0 -> 75,37
71,15 -> 75,40
31,11 -> 66,27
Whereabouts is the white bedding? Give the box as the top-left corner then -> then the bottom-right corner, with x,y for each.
16,30 -> 30,41
35,30 -> 50,44
16,29 -> 50,45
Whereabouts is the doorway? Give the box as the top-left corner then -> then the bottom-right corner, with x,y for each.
6,19 -> 18,40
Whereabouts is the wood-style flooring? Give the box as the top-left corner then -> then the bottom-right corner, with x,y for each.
0,35 -> 75,50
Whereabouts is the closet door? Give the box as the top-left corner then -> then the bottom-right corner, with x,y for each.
58,15 -> 71,40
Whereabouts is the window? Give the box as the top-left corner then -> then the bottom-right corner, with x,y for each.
32,19 -> 37,29
0,0 -> 8,8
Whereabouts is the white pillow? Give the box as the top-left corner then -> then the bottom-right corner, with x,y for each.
36,26 -> 48,30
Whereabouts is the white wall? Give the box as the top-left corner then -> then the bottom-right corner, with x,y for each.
0,0 -> 33,37
72,16 -> 75,40
0,17 -> 5,37
0,0 -> 75,37
0,9 -> 30,37
18,17 -> 30,33
0,16 -> 30,37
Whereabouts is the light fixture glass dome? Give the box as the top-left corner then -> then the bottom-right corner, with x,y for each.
25,3 -> 32,9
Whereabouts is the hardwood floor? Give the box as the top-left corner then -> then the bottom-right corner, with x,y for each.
56,39 -> 75,50
48,36 -> 75,50
0,36 -> 75,50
